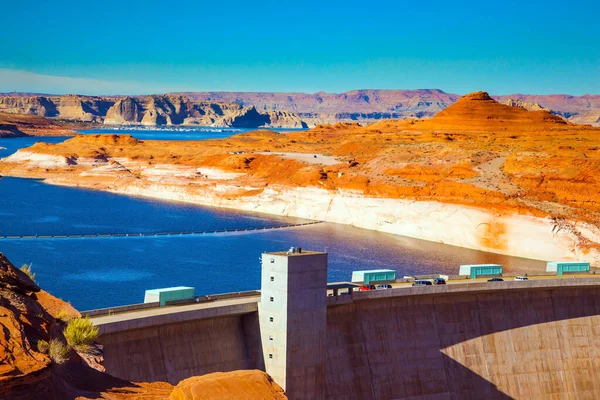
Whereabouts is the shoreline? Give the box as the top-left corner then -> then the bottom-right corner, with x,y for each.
40,177 -> 600,265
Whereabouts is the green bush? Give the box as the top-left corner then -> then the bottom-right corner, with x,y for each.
64,317 -> 99,351
55,308 -> 73,324
48,339 -> 69,364
37,339 -> 49,354
20,263 -> 36,283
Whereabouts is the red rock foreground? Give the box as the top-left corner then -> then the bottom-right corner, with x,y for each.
0,252 -> 286,400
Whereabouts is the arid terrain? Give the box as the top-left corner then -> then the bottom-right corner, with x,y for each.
0,94 -> 307,128
0,113 -> 77,137
2,90 -> 600,127
0,252 -> 286,400
1,92 -> 599,263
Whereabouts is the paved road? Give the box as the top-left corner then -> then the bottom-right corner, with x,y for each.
329,274 -> 600,295
90,295 -> 260,326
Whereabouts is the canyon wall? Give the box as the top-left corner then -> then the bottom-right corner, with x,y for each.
0,94 -> 307,128
177,90 -> 600,126
4,90 -> 599,127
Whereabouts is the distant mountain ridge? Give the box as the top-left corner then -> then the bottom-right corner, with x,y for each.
0,94 -> 306,128
1,89 -> 599,127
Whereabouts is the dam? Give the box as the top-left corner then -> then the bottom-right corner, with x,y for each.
88,250 -> 600,399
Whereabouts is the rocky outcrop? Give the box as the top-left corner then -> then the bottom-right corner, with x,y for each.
104,97 -> 143,125
170,371 -> 286,400
3,90 -> 600,126
0,94 -> 308,128
265,110 -> 308,128
0,95 -> 112,123
504,98 -> 549,112
178,89 -> 459,126
55,95 -> 111,122
0,96 -> 58,117
218,106 -> 270,128
422,91 -> 568,129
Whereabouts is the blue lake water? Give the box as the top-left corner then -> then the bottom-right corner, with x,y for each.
79,127 -> 305,141
0,130 -> 546,310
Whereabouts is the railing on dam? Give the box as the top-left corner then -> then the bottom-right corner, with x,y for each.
82,290 -> 261,318
0,221 -> 323,240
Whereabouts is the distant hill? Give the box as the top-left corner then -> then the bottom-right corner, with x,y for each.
1,90 -> 599,127
0,94 -> 307,129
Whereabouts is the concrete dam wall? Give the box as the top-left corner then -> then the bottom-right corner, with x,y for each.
94,249 -> 600,400
325,285 -> 600,399
100,312 -> 264,384
98,283 -> 600,399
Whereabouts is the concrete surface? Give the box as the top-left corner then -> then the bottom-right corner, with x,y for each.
95,276 -> 600,399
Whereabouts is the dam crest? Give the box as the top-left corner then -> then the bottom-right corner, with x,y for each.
89,249 -> 600,399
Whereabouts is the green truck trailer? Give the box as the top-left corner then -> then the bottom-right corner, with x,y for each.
546,261 -> 590,276
144,286 -> 195,306
351,269 -> 396,285
459,264 -> 503,279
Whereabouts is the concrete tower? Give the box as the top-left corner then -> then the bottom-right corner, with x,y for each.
259,248 -> 328,400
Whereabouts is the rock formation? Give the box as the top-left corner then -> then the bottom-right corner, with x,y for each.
177,89 -> 460,125
0,94 -> 308,128
175,89 -> 600,126
3,90 -> 600,127
420,91 -> 568,129
0,113 -> 77,137
504,98 -> 549,112
0,252 -> 286,400
2,91 -> 600,264
104,97 -> 143,125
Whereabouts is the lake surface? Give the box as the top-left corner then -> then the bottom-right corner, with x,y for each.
0,130 -> 546,310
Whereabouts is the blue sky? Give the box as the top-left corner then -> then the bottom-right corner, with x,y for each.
0,0 -> 598,95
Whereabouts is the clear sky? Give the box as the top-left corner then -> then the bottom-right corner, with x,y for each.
0,0 -> 598,95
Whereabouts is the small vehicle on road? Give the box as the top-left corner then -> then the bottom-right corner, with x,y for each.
433,278 -> 446,285
359,284 -> 376,291
487,277 -> 504,282
514,276 -> 529,281
412,280 -> 433,287
376,284 -> 393,290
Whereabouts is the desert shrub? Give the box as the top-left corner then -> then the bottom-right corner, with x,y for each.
48,339 -> 69,364
37,339 -> 49,354
55,308 -> 73,324
64,317 -> 98,351
20,263 -> 36,283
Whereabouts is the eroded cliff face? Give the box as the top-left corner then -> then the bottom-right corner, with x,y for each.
504,98 -> 549,112
0,94 -> 308,128
177,89 -> 600,126
0,95 -> 113,123
0,252 -> 286,400
3,90 -> 600,127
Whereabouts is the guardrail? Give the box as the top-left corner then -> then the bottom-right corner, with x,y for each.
81,301 -> 160,317
0,221 -> 323,240
82,290 -> 261,318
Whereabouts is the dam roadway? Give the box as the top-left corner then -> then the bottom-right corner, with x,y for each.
90,275 -> 600,399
